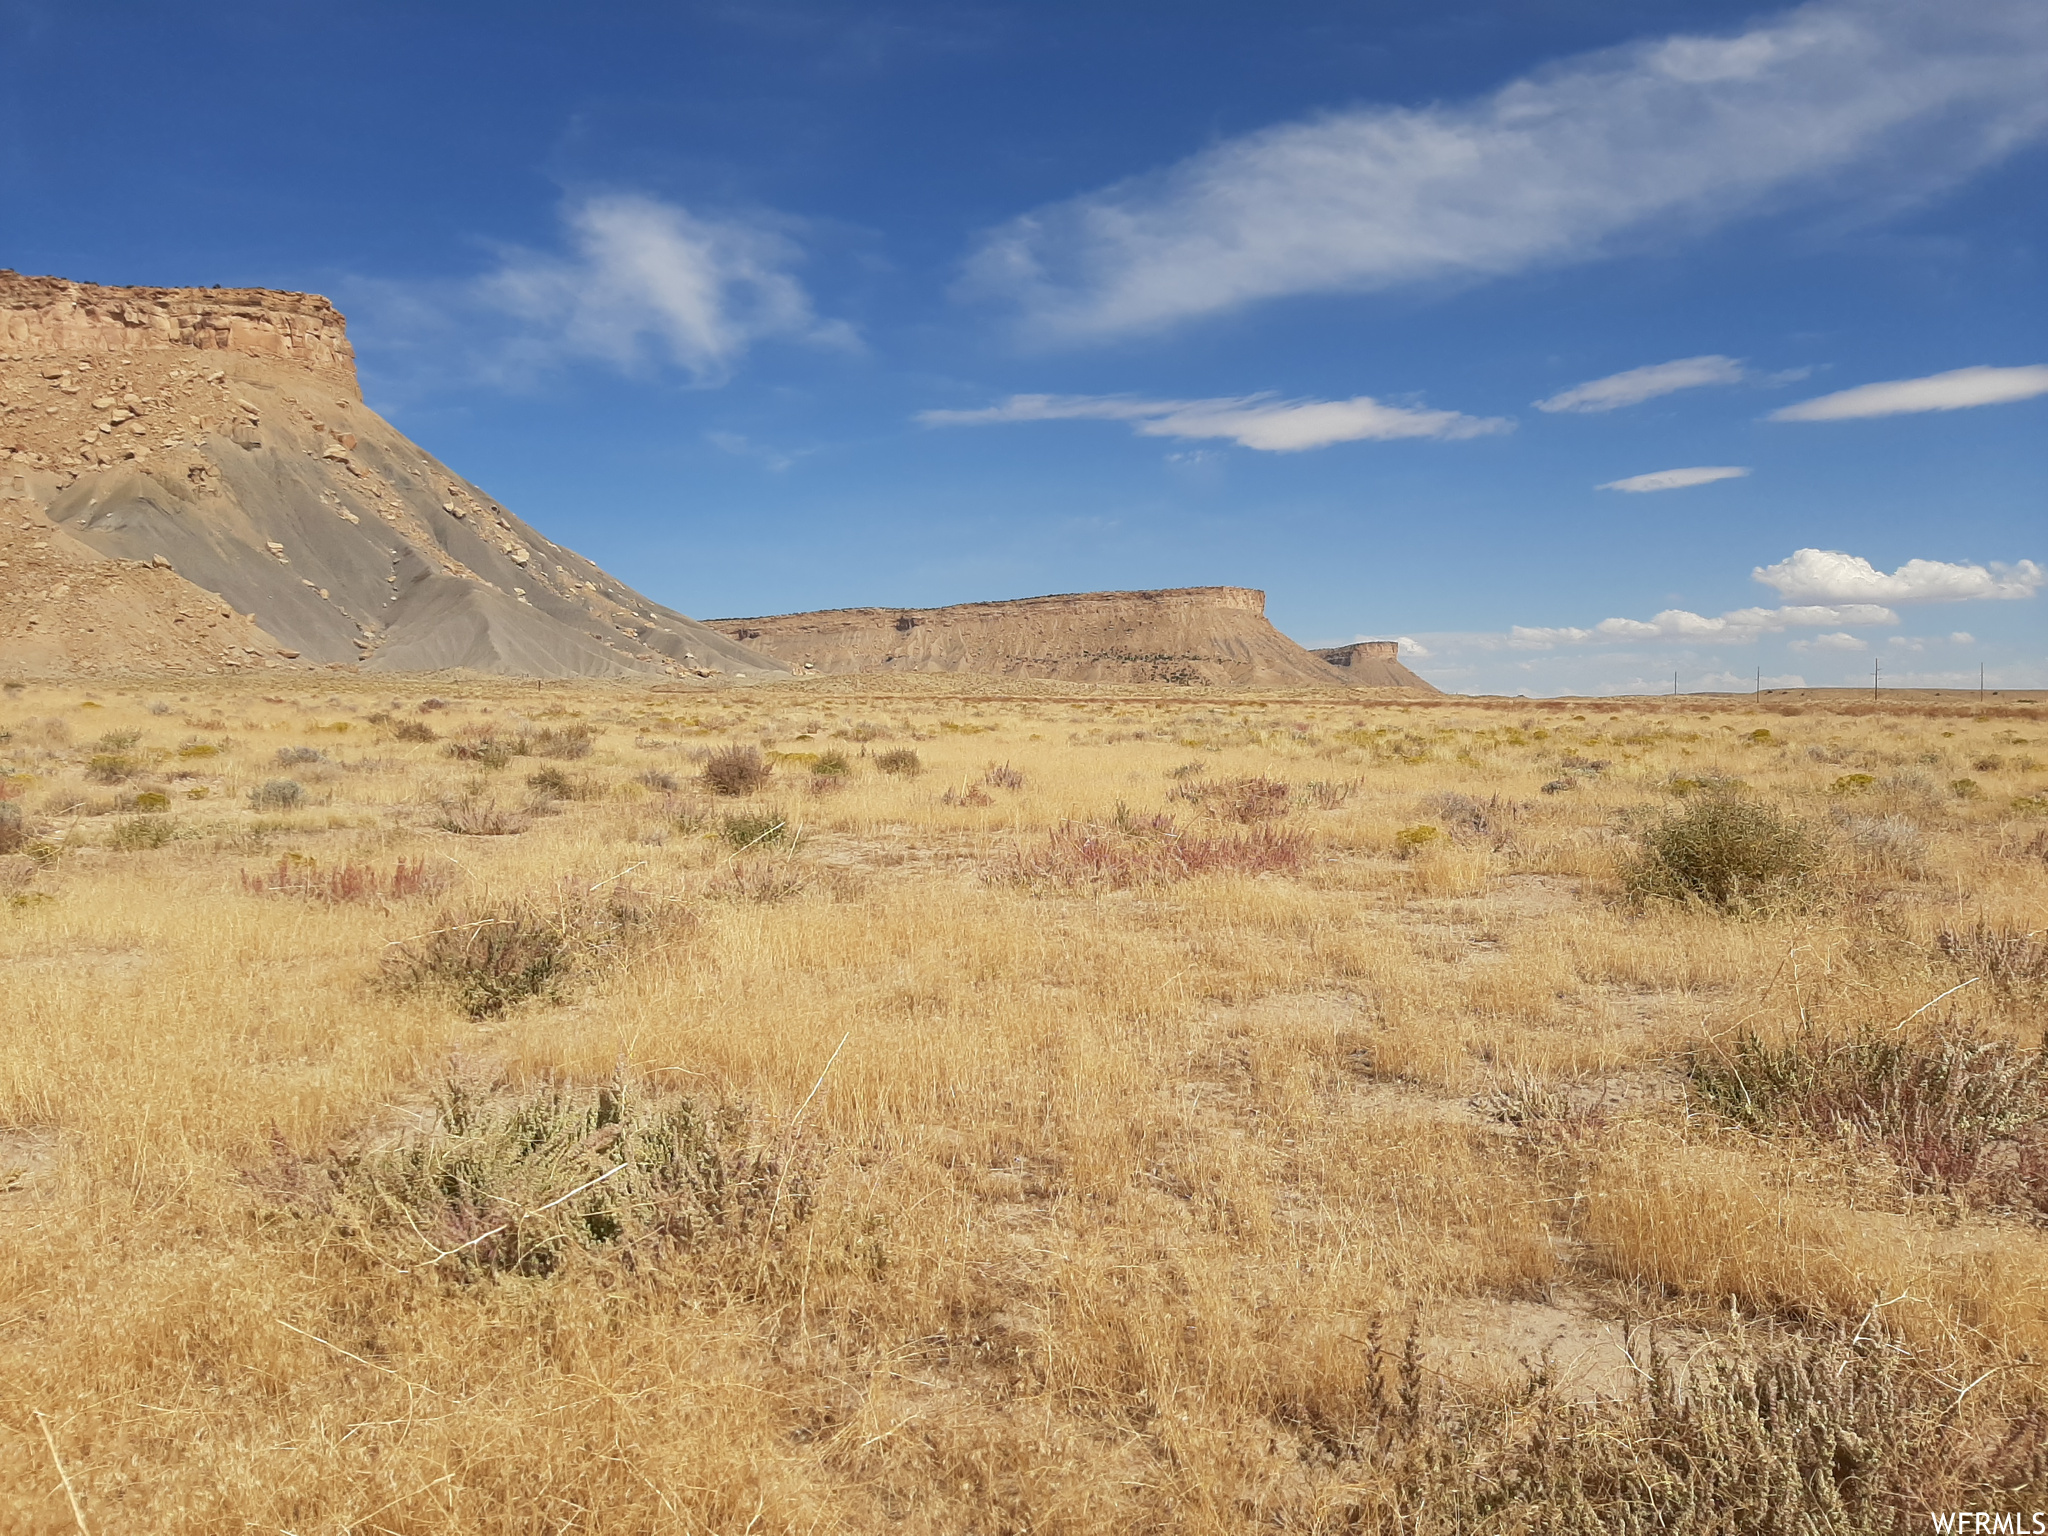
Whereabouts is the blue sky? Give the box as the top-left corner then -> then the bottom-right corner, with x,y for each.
3,0 -> 2043,693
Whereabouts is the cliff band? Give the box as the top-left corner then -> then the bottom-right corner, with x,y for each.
0,271 -> 786,678
707,588 -> 1438,690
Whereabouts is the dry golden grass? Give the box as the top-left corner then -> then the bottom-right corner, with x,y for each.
2,679 -> 2047,1530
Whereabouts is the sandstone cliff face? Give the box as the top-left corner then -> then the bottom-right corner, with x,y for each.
1312,641 -> 1440,692
0,272 -> 785,680
706,587 -> 1426,689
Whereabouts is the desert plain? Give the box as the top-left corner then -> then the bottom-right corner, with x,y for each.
1,675 -> 2045,1532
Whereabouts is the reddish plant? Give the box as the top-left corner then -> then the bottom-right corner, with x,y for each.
242,856 -> 452,903
1016,818 -> 1311,890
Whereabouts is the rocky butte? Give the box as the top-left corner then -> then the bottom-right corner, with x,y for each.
707,588 -> 1439,691
0,271 -> 785,678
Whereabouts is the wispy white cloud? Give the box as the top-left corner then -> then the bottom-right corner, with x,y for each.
479,195 -> 851,382
1538,356 -> 1747,413
917,391 -> 1510,451
1770,364 -> 2048,420
963,0 -> 2048,339
1753,548 -> 2044,603
704,430 -> 817,473
1600,465 -> 1750,493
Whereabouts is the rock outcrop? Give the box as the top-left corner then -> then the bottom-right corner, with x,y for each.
0,271 -> 786,679
706,587 -> 1432,689
1312,641 -> 1439,691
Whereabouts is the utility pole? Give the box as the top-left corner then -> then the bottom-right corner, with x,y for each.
1756,666 -> 1761,697
1672,670 -> 1678,697
1873,659 -> 1880,701
1981,663 -> 1986,701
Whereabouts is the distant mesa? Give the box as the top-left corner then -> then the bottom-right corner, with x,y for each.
1312,640 -> 1436,690
0,271 -> 785,679
708,587 -> 1439,691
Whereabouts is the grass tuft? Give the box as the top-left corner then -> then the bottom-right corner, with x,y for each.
1624,792 -> 1826,913
702,744 -> 772,796
249,779 -> 305,811
1168,773 -> 1289,822
1685,1023 -> 2048,1204
382,881 -> 693,1017
257,1078 -> 812,1279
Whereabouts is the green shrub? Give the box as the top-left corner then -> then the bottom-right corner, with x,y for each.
1394,825 -> 1440,855
0,803 -> 26,855
109,815 -> 178,851
1623,793 -> 1825,912
389,718 -> 438,743
874,748 -> 922,777
249,779 -> 305,811
132,791 -> 170,811
386,903 -> 570,1016
1830,772 -> 1878,795
526,766 -> 597,801
810,749 -> 851,777
719,811 -> 791,849
703,745 -> 771,796
85,752 -> 142,783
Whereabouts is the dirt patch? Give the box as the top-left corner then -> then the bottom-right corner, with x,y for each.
1424,1292 -> 1660,1401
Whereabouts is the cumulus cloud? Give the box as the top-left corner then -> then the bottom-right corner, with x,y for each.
962,0 -> 2048,339
1599,465 -> 1750,493
1538,356 -> 1747,413
917,391 -> 1510,451
1771,364 -> 2048,420
1491,546 -> 2036,662
1509,603 -> 1896,649
1753,548 -> 2044,603
1509,626 -> 1595,649
1791,631 -> 1869,652
479,194 -> 849,381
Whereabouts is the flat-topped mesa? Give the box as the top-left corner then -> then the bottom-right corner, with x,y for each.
708,586 -> 1427,688
0,272 -> 356,388
1311,641 -> 1439,691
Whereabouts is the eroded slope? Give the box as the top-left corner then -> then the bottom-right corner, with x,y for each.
0,272 -> 785,679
